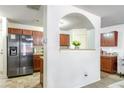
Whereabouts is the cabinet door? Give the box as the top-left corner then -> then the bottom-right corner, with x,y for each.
101,34 -> 105,46
33,55 -> 41,72
8,28 -> 22,35
101,31 -> 118,47
37,32 -> 43,46
114,31 -> 118,46
22,29 -> 32,35
101,57 -> 107,71
33,33 -> 38,45
105,32 -> 115,46
112,57 -> 117,72
33,31 -> 43,46
60,34 -> 70,46
101,56 -> 117,73
101,57 -> 109,71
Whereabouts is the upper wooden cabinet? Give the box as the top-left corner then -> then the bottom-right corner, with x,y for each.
22,29 -> 32,35
8,28 -> 23,35
8,28 -> 43,46
60,34 -> 70,46
101,31 -> 118,47
33,31 -> 43,46
8,28 -> 33,35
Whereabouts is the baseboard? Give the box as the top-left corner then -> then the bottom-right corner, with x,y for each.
73,78 -> 101,88
0,73 -> 7,79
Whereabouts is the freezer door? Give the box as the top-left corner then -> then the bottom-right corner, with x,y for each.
7,34 -> 20,77
20,35 -> 33,75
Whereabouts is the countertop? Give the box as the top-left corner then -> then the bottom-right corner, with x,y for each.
60,48 -> 96,51
33,54 -> 44,59
101,54 -> 117,57
40,56 -> 44,59
33,54 -> 43,56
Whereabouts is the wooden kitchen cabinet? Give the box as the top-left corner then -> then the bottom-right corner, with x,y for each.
8,28 -> 23,35
101,56 -> 117,73
60,34 -> 70,46
33,31 -> 43,46
33,31 -> 43,72
22,29 -> 32,35
33,55 -> 43,72
101,31 -> 118,47
8,28 -> 33,35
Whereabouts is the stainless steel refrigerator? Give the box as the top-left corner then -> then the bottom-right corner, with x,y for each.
7,34 -> 33,77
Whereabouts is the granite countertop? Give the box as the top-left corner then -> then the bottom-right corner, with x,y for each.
40,56 -> 44,59
101,54 -> 117,57
33,54 -> 43,56
60,48 -> 96,51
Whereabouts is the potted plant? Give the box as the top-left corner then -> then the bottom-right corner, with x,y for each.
72,40 -> 81,49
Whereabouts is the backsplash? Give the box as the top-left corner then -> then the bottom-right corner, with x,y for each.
101,47 -> 118,53
33,46 -> 43,55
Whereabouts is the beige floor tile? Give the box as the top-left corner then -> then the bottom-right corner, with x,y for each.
0,72 -> 43,88
83,72 -> 124,88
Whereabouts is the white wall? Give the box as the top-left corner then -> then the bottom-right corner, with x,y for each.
45,6 -> 101,88
87,29 -> 95,49
0,18 -> 3,75
70,29 -> 88,49
60,30 -> 71,34
0,17 -> 7,78
101,24 -> 124,73
69,29 -> 95,49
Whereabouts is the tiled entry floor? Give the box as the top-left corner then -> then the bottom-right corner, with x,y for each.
0,72 -> 42,88
83,72 -> 124,88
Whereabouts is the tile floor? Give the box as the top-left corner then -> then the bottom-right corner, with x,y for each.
1,71 -> 123,88
83,72 -> 124,88
0,72 -> 43,88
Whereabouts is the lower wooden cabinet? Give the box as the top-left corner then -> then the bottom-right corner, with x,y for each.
33,55 -> 43,72
101,56 -> 117,73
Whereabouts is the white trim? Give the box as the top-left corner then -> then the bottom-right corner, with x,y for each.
73,79 -> 101,88
43,5 -> 47,88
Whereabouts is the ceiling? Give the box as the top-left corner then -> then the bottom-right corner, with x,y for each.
0,5 -> 43,27
0,5 -> 124,28
76,5 -> 124,28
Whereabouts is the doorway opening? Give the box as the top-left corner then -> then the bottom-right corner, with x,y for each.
0,5 -> 46,88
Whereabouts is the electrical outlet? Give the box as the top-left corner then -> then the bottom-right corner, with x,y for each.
84,74 -> 88,77
84,72 -> 88,77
